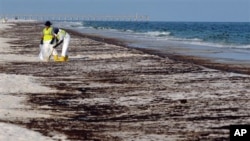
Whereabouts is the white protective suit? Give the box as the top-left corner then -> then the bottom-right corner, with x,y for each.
54,29 -> 70,57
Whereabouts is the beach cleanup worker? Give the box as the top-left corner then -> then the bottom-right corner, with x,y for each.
52,27 -> 71,62
39,21 -> 58,61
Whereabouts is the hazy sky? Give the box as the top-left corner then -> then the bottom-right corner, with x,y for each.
0,0 -> 249,22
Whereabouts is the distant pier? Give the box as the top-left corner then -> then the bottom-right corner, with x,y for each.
0,14 -> 149,22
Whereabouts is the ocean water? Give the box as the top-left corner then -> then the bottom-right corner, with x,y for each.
56,21 -> 250,63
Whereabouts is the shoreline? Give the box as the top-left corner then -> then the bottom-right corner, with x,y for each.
66,28 -> 250,75
1,22 -> 250,140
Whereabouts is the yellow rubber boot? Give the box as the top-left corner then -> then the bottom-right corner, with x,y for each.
53,55 -> 59,61
58,56 -> 67,62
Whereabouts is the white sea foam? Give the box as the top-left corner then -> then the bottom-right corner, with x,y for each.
178,40 -> 250,49
145,31 -> 171,37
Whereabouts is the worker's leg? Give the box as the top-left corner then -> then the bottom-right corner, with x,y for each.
59,34 -> 70,61
61,34 -> 70,57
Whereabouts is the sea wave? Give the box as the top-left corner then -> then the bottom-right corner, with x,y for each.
55,21 -> 84,28
145,31 -> 171,37
175,39 -> 250,49
153,35 -> 250,49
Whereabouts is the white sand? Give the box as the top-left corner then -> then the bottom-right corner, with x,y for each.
0,23 -> 59,140
0,28 -> 40,63
0,122 -> 54,141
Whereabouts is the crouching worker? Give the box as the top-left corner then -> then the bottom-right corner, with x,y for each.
39,21 -> 58,61
52,27 -> 70,62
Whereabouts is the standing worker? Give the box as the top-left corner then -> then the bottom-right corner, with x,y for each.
39,21 -> 58,61
52,27 -> 71,62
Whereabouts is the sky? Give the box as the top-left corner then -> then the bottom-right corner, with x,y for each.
0,0 -> 249,22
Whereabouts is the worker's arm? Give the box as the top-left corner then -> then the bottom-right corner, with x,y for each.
53,40 -> 64,48
50,36 -> 56,44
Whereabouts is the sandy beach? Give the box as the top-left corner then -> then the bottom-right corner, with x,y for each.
1,21 -> 250,141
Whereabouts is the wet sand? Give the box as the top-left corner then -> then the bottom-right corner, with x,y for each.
1,22 -> 250,141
